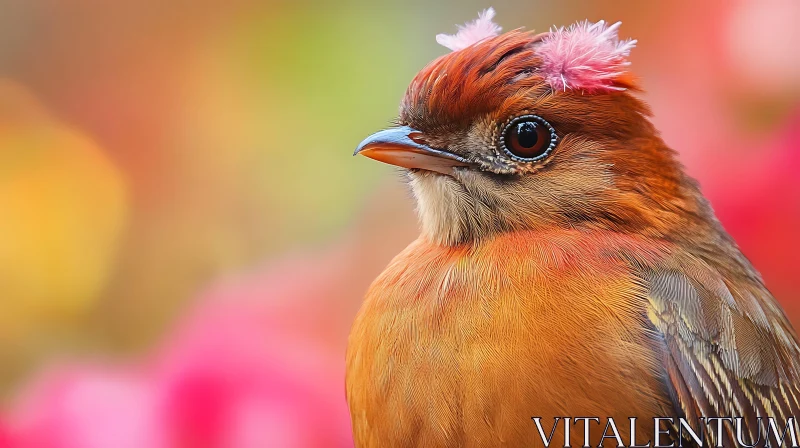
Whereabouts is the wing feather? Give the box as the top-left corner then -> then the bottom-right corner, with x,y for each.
644,264 -> 800,446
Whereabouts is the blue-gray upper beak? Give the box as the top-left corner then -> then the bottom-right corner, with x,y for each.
354,126 -> 469,175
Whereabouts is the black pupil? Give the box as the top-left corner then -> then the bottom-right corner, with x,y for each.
516,121 -> 539,148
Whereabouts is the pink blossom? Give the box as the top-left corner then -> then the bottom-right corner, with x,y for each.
536,20 -> 637,92
3,255 -> 356,448
154,286 -> 352,448
5,365 -> 165,448
436,8 -> 502,51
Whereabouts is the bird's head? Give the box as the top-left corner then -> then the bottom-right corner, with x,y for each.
356,9 -> 706,246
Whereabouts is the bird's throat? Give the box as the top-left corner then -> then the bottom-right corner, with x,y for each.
407,171 -> 501,246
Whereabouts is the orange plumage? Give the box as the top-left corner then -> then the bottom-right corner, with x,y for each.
347,13 -> 800,448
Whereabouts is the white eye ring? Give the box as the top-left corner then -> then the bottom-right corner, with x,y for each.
498,115 -> 557,162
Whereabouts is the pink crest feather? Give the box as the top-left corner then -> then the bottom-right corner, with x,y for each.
436,8 -> 502,52
536,20 -> 637,92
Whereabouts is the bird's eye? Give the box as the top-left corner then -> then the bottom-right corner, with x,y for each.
500,115 -> 557,161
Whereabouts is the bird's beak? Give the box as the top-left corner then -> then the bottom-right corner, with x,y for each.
354,126 -> 469,175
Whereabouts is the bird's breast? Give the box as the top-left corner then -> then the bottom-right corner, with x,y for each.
346,229 -> 674,447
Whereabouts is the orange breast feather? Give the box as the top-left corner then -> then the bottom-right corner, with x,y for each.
346,228 -> 675,447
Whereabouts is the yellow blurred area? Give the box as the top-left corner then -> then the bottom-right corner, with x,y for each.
0,81 -> 126,387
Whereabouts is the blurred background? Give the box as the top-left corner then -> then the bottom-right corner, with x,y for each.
0,0 -> 797,446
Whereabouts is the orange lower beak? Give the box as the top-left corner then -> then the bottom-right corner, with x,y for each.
354,126 -> 470,175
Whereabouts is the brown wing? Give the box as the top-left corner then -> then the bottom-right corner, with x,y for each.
644,263 -> 800,447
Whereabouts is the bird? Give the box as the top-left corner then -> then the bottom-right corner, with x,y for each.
346,9 -> 800,447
